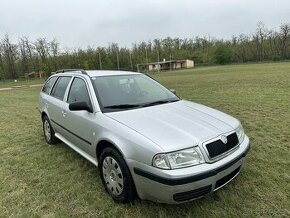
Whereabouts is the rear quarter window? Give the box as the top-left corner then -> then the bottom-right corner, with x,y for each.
42,77 -> 58,94
50,76 -> 72,100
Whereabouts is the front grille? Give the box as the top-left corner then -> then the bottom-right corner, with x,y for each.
173,185 -> 212,202
206,133 -> 239,158
214,166 -> 241,189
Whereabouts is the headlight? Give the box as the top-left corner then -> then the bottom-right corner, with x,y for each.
152,147 -> 205,170
236,124 -> 245,143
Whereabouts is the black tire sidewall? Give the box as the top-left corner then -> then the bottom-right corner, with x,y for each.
99,147 -> 136,203
42,116 -> 56,144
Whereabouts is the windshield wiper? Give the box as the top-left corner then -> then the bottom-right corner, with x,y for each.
103,104 -> 141,109
104,99 -> 179,110
141,99 -> 179,107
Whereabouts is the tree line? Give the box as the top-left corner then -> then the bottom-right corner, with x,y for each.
0,22 -> 290,79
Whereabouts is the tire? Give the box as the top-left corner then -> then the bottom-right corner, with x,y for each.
42,116 -> 58,144
99,147 -> 136,203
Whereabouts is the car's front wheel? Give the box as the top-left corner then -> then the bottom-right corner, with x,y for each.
99,147 -> 136,203
42,116 -> 58,144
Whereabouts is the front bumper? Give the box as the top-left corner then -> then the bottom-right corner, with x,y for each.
128,135 -> 250,204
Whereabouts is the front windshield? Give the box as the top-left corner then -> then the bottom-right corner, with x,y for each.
91,74 -> 179,112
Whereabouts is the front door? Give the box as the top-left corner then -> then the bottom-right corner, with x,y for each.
64,77 -> 95,156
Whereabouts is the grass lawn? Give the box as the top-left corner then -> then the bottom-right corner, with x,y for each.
0,78 -> 45,89
0,62 -> 289,217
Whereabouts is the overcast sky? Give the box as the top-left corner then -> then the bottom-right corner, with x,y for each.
1,0 -> 290,48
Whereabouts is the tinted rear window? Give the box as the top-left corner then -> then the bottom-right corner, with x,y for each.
42,77 -> 57,94
51,77 -> 71,100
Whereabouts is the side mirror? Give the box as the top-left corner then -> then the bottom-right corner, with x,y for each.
170,89 -> 176,94
69,101 -> 93,113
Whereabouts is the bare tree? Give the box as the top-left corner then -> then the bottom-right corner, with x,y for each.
50,39 -> 59,71
35,38 -> 51,72
19,37 -> 29,74
279,23 -> 290,59
23,37 -> 37,71
0,44 -> 5,79
2,34 -> 17,79
255,22 -> 267,61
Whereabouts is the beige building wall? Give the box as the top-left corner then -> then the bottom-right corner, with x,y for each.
184,60 -> 194,68
146,59 -> 194,72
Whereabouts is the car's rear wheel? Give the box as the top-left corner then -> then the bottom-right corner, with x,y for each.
99,147 -> 136,203
42,116 -> 58,144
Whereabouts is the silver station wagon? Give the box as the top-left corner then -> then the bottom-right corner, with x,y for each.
39,69 -> 250,204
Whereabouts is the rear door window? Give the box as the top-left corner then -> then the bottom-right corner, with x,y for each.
51,77 -> 72,100
42,77 -> 58,94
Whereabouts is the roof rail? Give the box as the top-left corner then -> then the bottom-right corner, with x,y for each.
55,69 -> 87,75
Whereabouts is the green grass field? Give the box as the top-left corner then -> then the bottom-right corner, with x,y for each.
0,62 -> 289,217
0,78 -> 45,89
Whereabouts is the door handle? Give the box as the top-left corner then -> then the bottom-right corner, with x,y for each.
62,110 -> 67,117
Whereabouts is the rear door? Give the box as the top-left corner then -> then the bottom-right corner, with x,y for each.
48,76 -> 72,137
40,76 -> 58,114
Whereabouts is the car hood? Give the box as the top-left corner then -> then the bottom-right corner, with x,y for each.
105,100 -> 240,152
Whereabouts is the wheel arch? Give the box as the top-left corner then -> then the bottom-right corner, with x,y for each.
96,139 -> 125,163
41,111 -> 48,120
96,138 -> 138,202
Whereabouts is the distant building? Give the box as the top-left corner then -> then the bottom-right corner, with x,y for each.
137,59 -> 194,72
